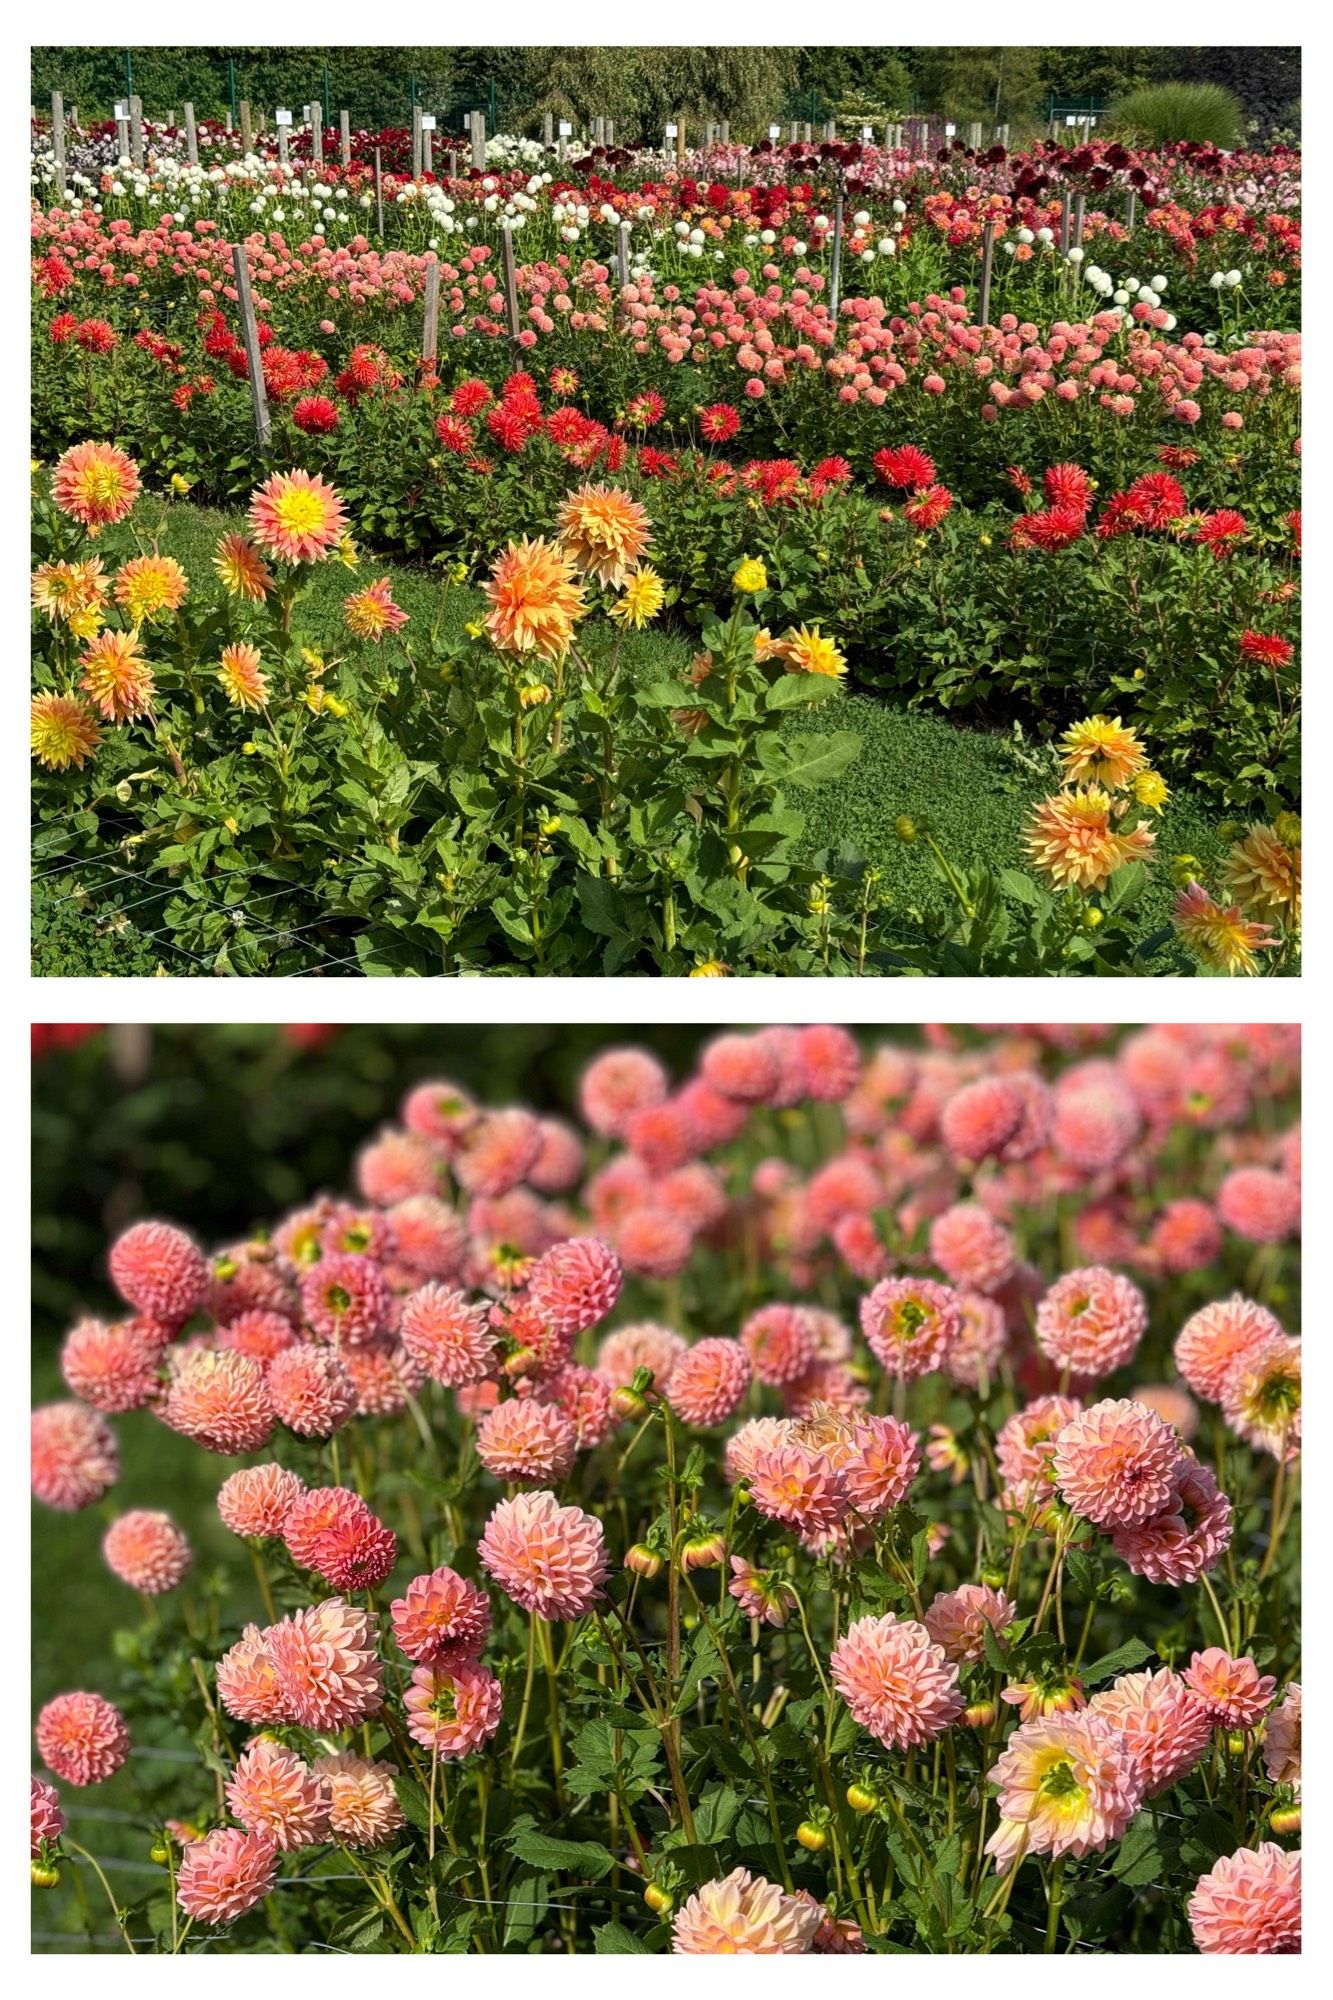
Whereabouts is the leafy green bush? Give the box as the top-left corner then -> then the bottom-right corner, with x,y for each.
1109,82 -> 1243,148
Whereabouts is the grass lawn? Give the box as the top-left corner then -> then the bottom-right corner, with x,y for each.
34,497 -> 1234,974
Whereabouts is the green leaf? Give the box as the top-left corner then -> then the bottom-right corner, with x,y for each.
766,672 -> 837,710
1084,1636 -> 1155,1687
576,873 -> 629,938
757,729 -> 861,788
393,1774 -> 432,1833
594,1922 -> 651,1954
509,1829 -> 616,1880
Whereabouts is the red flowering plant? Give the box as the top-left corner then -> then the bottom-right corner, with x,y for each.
31,1023 -> 1301,1952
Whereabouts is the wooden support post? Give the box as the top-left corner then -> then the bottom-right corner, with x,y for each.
542,111 -> 553,148
616,219 -> 630,288
824,118 -> 836,140
471,112 -> 486,169
422,255 -> 440,362
802,120 -> 812,142
1059,192 -> 1070,253
606,119 -> 615,146
1073,193 -> 1085,248
231,243 -> 271,451
500,222 -> 521,340
340,110 -> 351,165
310,110 -> 323,169
129,95 -> 143,167
50,91 -> 65,197
423,122 -> 433,176
720,119 -> 729,143
116,110 -> 130,160
276,110 -> 289,166
239,99 -> 252,154
411,105 -> 423,179
788,121 -> 799,144
967,119 -> 982,149
979,219 -> 996,327
829,179 -> 844,316
184,101 -> 198,165
374,145 -> 384,239
1126,188 -> 1137,233
997,122 -> 1010,148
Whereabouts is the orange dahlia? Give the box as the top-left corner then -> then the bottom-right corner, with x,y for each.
248,469 -> 348,565
217,642 -> 269,712
31,692 -> 101,770
1222,825 -> 1300,926
555,482 -> 651,587
113,554 -> 188,625
214,531 -> 274,602
78,628 -> 155,722
31,557 -> 107,636
51,441 -> 141,534
343,576 -> 408,643
771,625 -> 847,678
1058,715 -> 1147,790
483,537 -> 586,661
1174,882 -> 1277,976
1024,787 -> 1156,893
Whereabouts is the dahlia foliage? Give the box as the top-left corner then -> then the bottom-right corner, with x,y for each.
31,1024 -> 1300,1952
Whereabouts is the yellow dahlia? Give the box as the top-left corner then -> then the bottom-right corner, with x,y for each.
51,441 -> 141,534
483,537 -> 586,662
31,558 -> 107,635
213,533 -> 274,603
1222,825 -> 1300,926
732,557 -> 768,593
1174,882 -> 1277,976
113,554 -> 188,625
1133,769 -> 1169,813
217,643 -> 269,712
1024,787 -> 1156,893
31,692 -> 102,770
555,483 -> 651,588
343,577 -> 408,643
79,628 -> 155,722
609,564 -> 666,629
773,625 -> 846,678
248,469 -> 348,565
689,959 -> 731,977
1058,715 -> 1148,790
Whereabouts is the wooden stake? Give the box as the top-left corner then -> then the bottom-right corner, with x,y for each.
311,111 -> 323,170
422,255 -> 440,362
184,101 -> 198,165
129,95 -> 143,167
411,105 -> 423,180
500,222 -> 521,339
979,219 -> 996,326
239,99 -> 252,154
276,112 -> 289,167
616,219 -> 630,288
1126,188 -> 1137,233
423,124 -> 433,176
828,180 -> 845,316
1059,192 -> 1070,252
542,111 -> 553,148
1073,193 -> 1085,248
967,119 -> 982,149
340,110 -> 351,165
231,243 -> 271,451
471,112 -> 486,170
720,119 -> 729,143
374,146 -> 384,239
116,113 -> 130,160
51,91 -> 65,197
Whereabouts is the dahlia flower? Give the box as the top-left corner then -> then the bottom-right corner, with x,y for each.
1088,1668 -> 1212,1796
831,1614 -> 963,1750
30,692 -> 101,770
478,1490 -> 607,1621
924,1584 -> 1017,1664
109,1219 -> 208,1324
525,1236 -> 622,1337
31,1401 -> 119,1511
1184,1649 -> 1276,1728
31,1775 -> 64,1856
985,1710 -> 1143,1867
226,1738 -> 331,1851
556,482 -> 651,587
740,1304 -> 817,1385
162,1349 -> 275,1455
671,1868 -> 822,1954
1036,1267 -> 1148,1379
267,1345 -> 358,1439
36,1690 -> 130,1787
267,1598 -> 384,1730
728,1557 -> 796,1627
1110,1451 -> 1233,1586
399,1284 -> 496,1386
996,1395 -> 1082,1489
216,1624 -> 286,1725
1188,1843 -> 1300,1955
1221,1334 -> 1301,1460
1052,1398 -> 1184,1529
929,1205 -> 1015,1294
404,1660 -> 504,1758
1025,786 -> 1155,893
484,536 -> 586,660
249,468 -> 348,564
666,1338 -> 752,1426
176,1826 -> 279,1926
1264,1684 -> 1301,1793
313,1752 -> 406,1846
859,1277 -> 962,1381
1174,1294 -> 1282,1403
61,1314 -> 161,1414
476,1397 -> 577,1482
391,1565 -> 491,1666
52,440 -> 141,533
579,1047 -> 669,1138
298,1251 -> 390,1347
102,1509 -> 191,1594
748,1439 -> 847,1538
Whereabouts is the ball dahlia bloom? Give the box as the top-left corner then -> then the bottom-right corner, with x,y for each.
267,1598 -> 384,1731
477,1396 -> 578,1482
217,1463 -> 306,1540
103,1508 -> 191,1594
578,1046 -> 669,1138
795,1025 -> 862,1101
725,1415 -> 792,1485
219,1308 -> 299,1364
162,1349 -> 275,1455
525,1236 -> 622,1337
455,1108 -> 544,1197
929,1205 -> 1015,1294
282,1486 -> 397,1593
532,1363 -> 614,1450
740,1304 -> 816,1386
226,1738 -> 331,1851
388,1193 -> 469,1279
1184,1649 -> 1276,1728
1188,1843 -> 1300,1954
216,1624 -> 286,1725
391,1565 -> 491,1666
597,1321 -> 686,1392
666,1338 -> 752,1426
749,1439 -> 847,1538
700,1032 -> 780,1103
404,1660 -> 504,1758
478,1490 -> 607,1621
1110,1451 -> 1232,1585
947,1293 -> 1009,1390
31,1775 -> 65,1856
996,1395 -> 1082,1489
60,1316 -> 162,1413
1088,1668 -> 1212,1796
109,1219 -> 209,1324
840,1413 -> 921,1521
831,1614 -> 963,1750
1216,1166 -> 1300,1245
176,1825 -> 279,1926
313,1752 -> 406,1846
985,1710 -> 1143,1868
299,1251 -> 391,1347
924,1583 -> 1017,1664
1264,1683 -> 1301,1793
1036,1267 -> 1148,1379
1174,1294 -> 1282,1403
399,1284 -> 496,1387
36,1690 -> 130,1787
1052,1398 -> 1184,1529
860,1277 -> 962,1381
31,1400 -> 120,1510
671,1867 -> 822,1954
1221,1333 -> 1301,1461
941,1074 -> 1050,1163
267,1345 -> 358,1439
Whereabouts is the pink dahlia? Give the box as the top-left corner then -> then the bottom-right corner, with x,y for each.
342,1339 -> 425,1419
31,1775 -> 65,1855
476,1397 -> 577,1482
1051,1065 -> 1141,1171
267,1345 -> 358,1439
1174,1294 -> 1281,1402
1221,1333 -> 1301,1461
391,1564 -> 491,1666
596,1321 -> 685,1392
109,1219 -> 209,1324
1111,1451 -> 1233,1586
940,1076 -> 1025,1162
219,1308 -> 300,1364
671,1868 -> 822,1954
60,1316 -> 161,1413
1189,1842 -> 1300,1955
924,1583 -> 1017,1664
795,1025 -> 862,1101
1216,1167 -> 1300,1244
579,1046 -> 670,1138
929,1205 -> 1015,1294
860,1277 -> 962,1381
525,1236 -> 622,1337
162,1349 -> 274,1454
388,1193 -> 469,1279
401,1078 -> 477,1148
36,1690 -> 130,1787
31,1400 -> 119,1510
840,1413 -> 921,1521
1036,1267 -> 1148,1379
1088,1668 -> 1211,1796
616,1207 -> 693,1279
985,1710 -> 1143,1867
103,1509 -> 191,1594
454,1108 -> 544,1197
176,1825 -> 279,1925
1129,1383 -> 1199,1440
740,1304 -> 817,1385
1053,1398 -> 1184,1530
749,1439 -> 847,1538
947,1293 -> 1009,1390
528,1117 -> 585,1193
216,1624 -> 286,1725
728,1557 -> 796,1628
355,1128 -> 441,1207
399,1284 -> 496,1386
283,1486 -> 397,1592
1184,1649 -> 1276,1728
218,1463 -> 306,1539
267,1597 -> 384,1730
700,1032 -> 780,1103
404,1660 -> 504,1757
531,1363 -> 614,1450
625,1098 -> 702,1173
996,1395 -> 1082,1488
226,1737 -> 331,1851
299,1251 -> 390,1347
831,1614 -> 963,1750
1148,1199 -> 1222,1275
724,1416 -> 792,1485
478,1489 -> 607,1620
1264,1684 -> 1301,1793
666,1338 -> 752,1427
313,1752 -> 405,1846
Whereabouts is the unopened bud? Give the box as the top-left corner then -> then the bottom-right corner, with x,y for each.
624,1543 -> 663,1579
680,1532 -> 726,1573
1269,1804 -> 1301,1836
643,1882 -> 673,1916
895,815 -> 918,843
31,1861 -> 60,1889
796,1821 -> 828,1852
845,1783 -> 878,1814
504,1346 -> 539,1380
1226,1730 -> 1248,1758
611,1385 -> 648,1421
149,1838 -> 171,1866
964,1700 -> 998,1730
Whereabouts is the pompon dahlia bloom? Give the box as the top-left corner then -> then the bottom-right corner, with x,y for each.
391,1565 -> 491,1666
1188,1843 -> 1301,1956
1221,1334 -> 1301,1460
1264,1683 -> 1301,1793
533,1363 -> 614,1450
841,1413 -> 921,1521
478,1490 -> 607,1621
996,1395 -> 1082,1489
725,1416 -> 792,1485
860,1278 -> 962,1381
218,1462 -> 305,1539
176,1826 -> 279,1926
701,1032 -> 780,1103
1111,1451 -> 1232,1586
282,1486 -> 397,1592
31,692 -> 101,769
1216,1167 -> 1301,1246
404,1660 -> 505,1758
1184,1649 -> 1276,1728
32,1401 -> 119,1510
36,1691 -> 130,1787
556,482 -> 651,587
1025,786 -> 1155,893
985,1711 -> 1143,1868
1052,1398 -> 1184,1529
356,1129 -> 441,1207
299,1251 -> 391,1347
1036,1267 -> 1148,1379
483,536 -> 586,660
102,1509 -> 191,1594
748,1439 -> 847,1538
388,1194 -> 468,1278
525,1236 -> 622,1337
266,1345 -> 358,1439
924,1583 -> 1017,1664
1088,1668 -> 1211,1796
61,1316 -> 162,1413
1149,1199 -> 1223,1276
666,1338 -> 752,1426
31,1775 -> 65,1856
399,1284 -> 495,1386
940,1076 -> 1024,1162
616,1207 -> 693,1280
476,1397 -> 577,1482
1130,1383 -> 1199,1440
248,468 -> 348,564
1174,1294 -> 1283,1403
226,1738 -> 331,1851
52,440 -> 141,533
454,1109 -> 544,1197
671,1868 -> 822,1954
597,1321 -> 686,1392
831,1614 -> 963,1750
109,1220 -> 208,1324
795,1024 -> 862,1101
216,1625 -> 286,1725
579,1046 -> 669,1137
929,1205 -> 1016,1294
266,1598 -> 384,1730
948,1293 -> 1009,1389
162,1349 -> 275,1455
740,1304 -> 817,1385
313,1752 -> 405,1846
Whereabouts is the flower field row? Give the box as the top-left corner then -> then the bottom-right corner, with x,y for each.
30,1024 -> 1301,1953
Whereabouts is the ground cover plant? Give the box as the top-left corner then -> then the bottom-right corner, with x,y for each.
31,1021 -> 1301,1953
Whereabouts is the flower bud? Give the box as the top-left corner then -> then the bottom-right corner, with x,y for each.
504,1345 -> 539,1380
624,1543 -> 663,1580
1226,1730 -> 1248,1758
845,1783 -> 878,1814
1083,906 -> 1104,929
895,815 -> 918,843
680,1532 -> 726,1573
643,1882 -> 673,1916
31,1861 -> 60,1889
964,1700 -> 998,1730
1273,812 -> 1301,846
796,1821 -> 828,1852
150,1838 -> 171,1866
1269,1804 -> 1301,1836
611,1385 -> 648,1421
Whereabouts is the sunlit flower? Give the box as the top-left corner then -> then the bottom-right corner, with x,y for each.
1188,1843 -> 1300,1955
226,1738 -> 330,1851
32,557 -> 107,635
176,1826 -> 278,1925
313,1752 -> 405,1846
484,537 -> 586,661
831,1614 -> 963,1749
30,693 -> 101,770
344,576 -> 408,643
249,469 -> 348,564
1058,716 -> 1147,790
1222,825 -> 1300,926
404,1660 -> 504,1757
113,554 -> 188,625
214,532 -> 274,602
1174,883 -> 1276,975
52,441 -> 141,534
986,1711 -> 1142,1868
1183,1649 -> 1276,1728
610,564 -> 666,628
1052,1398 -> 1184,1529
79,628 -> 155,722
771,625 -> 846,678
672,1869 -> 821,1954
1088,1668 -> 1211,1796
556,482 -> 651,587
1025,787 -> 1155,892
479,1489 -> 607,1620
217,641 -> 269,711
